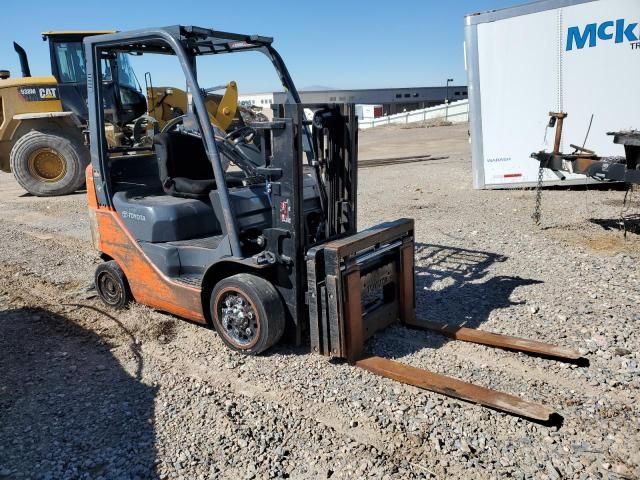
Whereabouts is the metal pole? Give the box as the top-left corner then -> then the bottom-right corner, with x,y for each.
551,112 -> 567,156
445,78 -> 453,121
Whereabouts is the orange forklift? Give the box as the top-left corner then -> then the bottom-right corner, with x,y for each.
85,26 -> 585,424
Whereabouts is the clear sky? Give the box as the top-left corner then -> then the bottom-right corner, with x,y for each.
1,0 -> 524,93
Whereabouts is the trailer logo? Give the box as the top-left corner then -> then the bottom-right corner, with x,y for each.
566,19 -> 639,51
18,86 -> 59,101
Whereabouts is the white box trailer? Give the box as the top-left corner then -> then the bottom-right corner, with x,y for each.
464,0 -> 640,189
355,104 -> 383,120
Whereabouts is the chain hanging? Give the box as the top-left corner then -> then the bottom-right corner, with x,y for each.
532,164 -> 545,225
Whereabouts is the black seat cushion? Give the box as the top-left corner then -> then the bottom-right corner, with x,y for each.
113,189 -> 221,242
154,132 -> 216,198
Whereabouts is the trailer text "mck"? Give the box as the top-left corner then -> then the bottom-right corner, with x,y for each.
567,19 -> 639,51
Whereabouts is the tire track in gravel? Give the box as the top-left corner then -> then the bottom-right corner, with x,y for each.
142,340 -> 391,452
0,219 -> 96,286
0,218 -> 91,251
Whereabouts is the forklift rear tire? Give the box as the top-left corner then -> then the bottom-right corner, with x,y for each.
210,274 -> 285,355
95,261 -> 132,310
10,130 -> 89,196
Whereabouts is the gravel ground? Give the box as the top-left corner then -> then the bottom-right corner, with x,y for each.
0,123 -> 638,479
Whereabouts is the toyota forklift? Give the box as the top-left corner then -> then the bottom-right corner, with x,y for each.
86,26 -> 585,424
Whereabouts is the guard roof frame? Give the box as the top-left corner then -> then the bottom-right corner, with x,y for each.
83,25 -> 292,257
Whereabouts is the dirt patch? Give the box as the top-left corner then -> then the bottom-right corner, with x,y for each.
358,122 -> 469,161
0,263 -> 175,352
586,235 -> 626,251
548,227 -> 640,255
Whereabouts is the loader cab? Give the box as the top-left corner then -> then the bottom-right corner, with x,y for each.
43,31 -> 146,125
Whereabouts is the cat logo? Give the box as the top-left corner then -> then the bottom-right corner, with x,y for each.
38,87 -> 58,99
18,86 -> 59,102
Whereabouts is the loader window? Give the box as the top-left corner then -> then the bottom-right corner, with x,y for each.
54,42 -> 86,83
54,42 -> 139,91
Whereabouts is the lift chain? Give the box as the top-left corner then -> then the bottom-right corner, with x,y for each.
532,164 -> 544,225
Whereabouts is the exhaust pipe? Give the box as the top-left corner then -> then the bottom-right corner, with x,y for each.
13,42 -> 31,78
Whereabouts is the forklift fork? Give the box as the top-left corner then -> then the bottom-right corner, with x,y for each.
307,218 -> 584,423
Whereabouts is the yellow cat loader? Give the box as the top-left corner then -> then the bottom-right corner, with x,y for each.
0,31 -> 150,196
0,32 -> 244,196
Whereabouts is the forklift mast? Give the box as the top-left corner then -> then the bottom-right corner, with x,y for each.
259,103 -> 360,344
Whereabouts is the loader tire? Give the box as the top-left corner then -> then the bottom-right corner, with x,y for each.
95,261 -> 132,310
210,274 -> 285,355
10,130 -> 89,196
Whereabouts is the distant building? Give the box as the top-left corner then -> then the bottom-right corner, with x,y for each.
239,92 -> 275,110
238,86 -> 468,117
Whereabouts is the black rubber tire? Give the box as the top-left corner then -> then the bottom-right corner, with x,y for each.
95,261 -> 132,310
210,273 -> 285,355
9,129 -> 89,196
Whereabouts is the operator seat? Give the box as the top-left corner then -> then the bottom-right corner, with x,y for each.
154,131 -> 218,198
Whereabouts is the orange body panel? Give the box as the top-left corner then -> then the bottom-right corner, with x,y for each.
86,167 -> 206,323
86,166 -> 98,208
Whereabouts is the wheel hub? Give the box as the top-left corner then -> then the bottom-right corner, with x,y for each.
27,148 -> 66,182
220,293 -> 258,346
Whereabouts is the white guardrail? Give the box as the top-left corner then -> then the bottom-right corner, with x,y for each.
358,99 -> 469,130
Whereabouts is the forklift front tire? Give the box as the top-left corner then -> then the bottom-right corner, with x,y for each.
95,261 -> 132,310
210,274 -> 285,355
